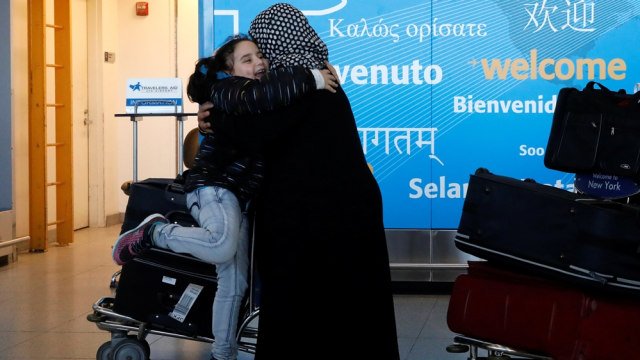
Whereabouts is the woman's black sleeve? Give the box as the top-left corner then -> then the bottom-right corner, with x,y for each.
210,66 -> 317,116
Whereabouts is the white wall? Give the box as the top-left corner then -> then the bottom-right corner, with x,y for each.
11,0 -> 201,236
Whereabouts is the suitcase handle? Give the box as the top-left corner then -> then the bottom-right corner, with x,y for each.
584,81 -> 640,104
166,182 -> 186,194
165,209 -> 198,227
585,81 -> 615,93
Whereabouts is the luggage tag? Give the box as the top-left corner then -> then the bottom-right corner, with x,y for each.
169,283 -> 204,323
574,173 -> 640,199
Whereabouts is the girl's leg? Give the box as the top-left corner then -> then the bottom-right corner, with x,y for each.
211,212 -> 249,360
153,186 -> 240,264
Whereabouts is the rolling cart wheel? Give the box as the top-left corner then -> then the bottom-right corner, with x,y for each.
127,335 -> 150,359
446,344 -> 470,353
111,339 -> 147,360
96,341 -> 113,360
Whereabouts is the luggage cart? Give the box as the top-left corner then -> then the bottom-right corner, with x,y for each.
91,105 -> 261,360
89,209 -> 261,360
88,241 -> 260,360
87,293 -> 258,360
446,169 -> 640,360
446,83 -> 640,360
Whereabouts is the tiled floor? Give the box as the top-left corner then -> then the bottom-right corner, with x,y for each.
0,225 -> 469,360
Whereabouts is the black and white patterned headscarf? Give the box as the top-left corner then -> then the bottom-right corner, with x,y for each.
249,3 -> 329,69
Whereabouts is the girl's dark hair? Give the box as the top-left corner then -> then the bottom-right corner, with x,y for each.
187,34 -> 255,104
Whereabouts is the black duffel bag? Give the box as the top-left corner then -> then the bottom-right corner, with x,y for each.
544,81 -> 640,179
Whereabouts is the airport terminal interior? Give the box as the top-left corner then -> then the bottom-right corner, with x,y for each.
6,2 -> 638,360
0,225 -> 468,360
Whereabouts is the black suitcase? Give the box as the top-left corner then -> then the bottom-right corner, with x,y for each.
113,247 -> 217,338
455,168 -> 640,295
120,176 -> 197,234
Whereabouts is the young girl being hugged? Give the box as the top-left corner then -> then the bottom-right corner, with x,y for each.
112,34 -> 337,360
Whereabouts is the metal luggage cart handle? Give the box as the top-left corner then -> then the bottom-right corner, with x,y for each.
115,110 -> 197,182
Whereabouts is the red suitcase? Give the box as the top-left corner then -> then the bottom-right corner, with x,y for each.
447,261 -> 640,360
578,295 -> 640,359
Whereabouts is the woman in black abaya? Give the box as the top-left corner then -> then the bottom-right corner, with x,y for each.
208,4 -> 400,359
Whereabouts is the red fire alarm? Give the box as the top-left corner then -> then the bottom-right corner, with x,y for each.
136,2 -> 149,16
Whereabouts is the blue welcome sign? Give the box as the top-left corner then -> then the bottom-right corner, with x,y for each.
199,0 -> 640,229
